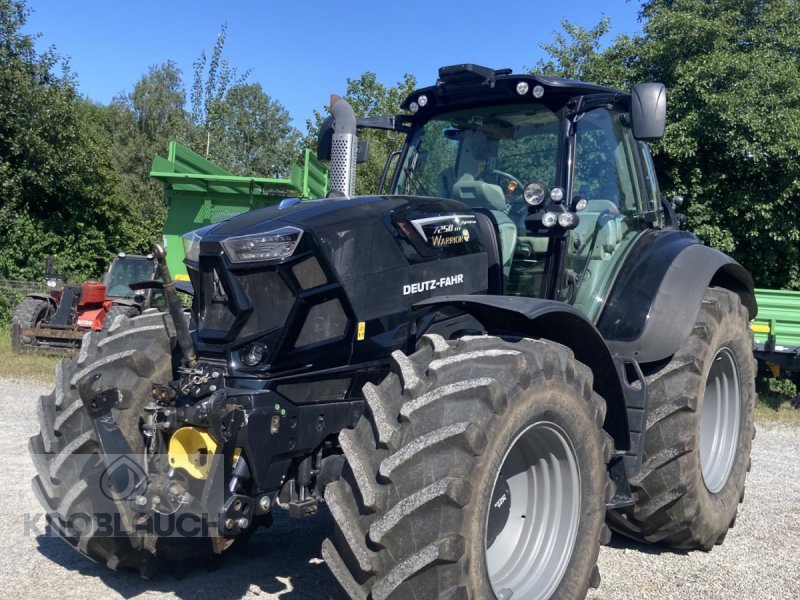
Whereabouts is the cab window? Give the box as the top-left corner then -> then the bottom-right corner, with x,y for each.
568,109 -> 649,321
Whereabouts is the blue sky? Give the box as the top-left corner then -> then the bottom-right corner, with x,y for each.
25,0 -> 643,131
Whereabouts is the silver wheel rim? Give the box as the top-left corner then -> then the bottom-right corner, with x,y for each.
700,347 -> 741,493
485,421 -> 581,600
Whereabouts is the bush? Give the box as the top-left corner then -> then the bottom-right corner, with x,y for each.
0,280 -> 44,324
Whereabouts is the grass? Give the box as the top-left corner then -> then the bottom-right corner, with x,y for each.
0,326 -> 798,426
754,387 -> 800,427
0,326 -> 60,384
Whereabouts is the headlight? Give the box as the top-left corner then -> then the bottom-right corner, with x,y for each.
542,212 -> 558,228
523,182 -> 548,206
221,226 -> 303,264
241,342 -> 267,366
558,212 -> 579,229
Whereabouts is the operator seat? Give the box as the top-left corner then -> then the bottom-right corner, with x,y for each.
452,174 -> 517,275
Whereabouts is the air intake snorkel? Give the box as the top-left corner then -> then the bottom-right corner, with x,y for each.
322,95 -> 358,197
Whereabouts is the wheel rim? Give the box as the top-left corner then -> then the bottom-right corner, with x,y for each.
485,421 -> 581,600
700,347 -> 741,493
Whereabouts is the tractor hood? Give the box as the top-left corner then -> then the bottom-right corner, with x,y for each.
184,195 -> 489,368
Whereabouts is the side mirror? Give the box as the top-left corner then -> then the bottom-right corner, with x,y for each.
630,83 -> 666,141
316,116 -> 334,162
317,119 -> 369,163
356,140 -> 370,164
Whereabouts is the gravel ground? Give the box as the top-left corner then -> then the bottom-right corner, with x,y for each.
2,375 -> 798,600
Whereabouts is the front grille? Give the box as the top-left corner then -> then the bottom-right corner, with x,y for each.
196,258 -> 296,340
295,298 -> 347,347
238,271 -> 294,337
198,264 -> 237,333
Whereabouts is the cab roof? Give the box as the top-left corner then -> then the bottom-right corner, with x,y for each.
401,64 -> 627,115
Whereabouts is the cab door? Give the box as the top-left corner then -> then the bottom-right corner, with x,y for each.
566,108 -> 652,321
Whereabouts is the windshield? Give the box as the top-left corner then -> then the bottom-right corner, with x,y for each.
391,104 -> 563,299
104,257 -> 156,297
392,104 -> 561,203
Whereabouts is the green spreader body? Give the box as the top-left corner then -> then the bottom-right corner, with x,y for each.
150,142 -> 328,280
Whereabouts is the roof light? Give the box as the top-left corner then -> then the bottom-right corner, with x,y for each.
417,94 -> 428,107
516,81 -> 529,96
533,85 -> 544,98
409,101 -> 419,114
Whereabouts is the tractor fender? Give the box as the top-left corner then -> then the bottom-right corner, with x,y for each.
597,230 -> 756,364
26,293 -> 57,310
415,294 -> 630,449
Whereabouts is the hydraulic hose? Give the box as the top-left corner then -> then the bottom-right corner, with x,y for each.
151,243 -> 197,367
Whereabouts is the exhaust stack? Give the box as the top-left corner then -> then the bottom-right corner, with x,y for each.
328,95 -> 357,197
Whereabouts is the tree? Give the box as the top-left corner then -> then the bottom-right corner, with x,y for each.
306,72 -> 416,196
209,83 -> 299,178
189,24 -> 247,160
534,17 -> 612,80
536,1 -> 800,289
188,26 -> 299,178
0,0 -> 133,282
104,61 -> 190,248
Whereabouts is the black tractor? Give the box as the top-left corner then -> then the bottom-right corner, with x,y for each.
29,65 -> 756,600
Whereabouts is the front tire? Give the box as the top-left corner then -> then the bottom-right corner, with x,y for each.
29,311 -> 213,576
12,297 -> 52,344
323,335 -> 613,600
607,287 -> 756,549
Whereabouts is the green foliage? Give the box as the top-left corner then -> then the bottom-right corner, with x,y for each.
535,17 -> 612,80
0,8 -> 306,286
205,83 -> 300,178
306,72 -> 416,196
104,61 -> 190,251
753,374 -> 800,425
190,23 -> 247,159
536,1 -> 800,290
187,25 -> 298,178
0,281 -> 35,324
0,0 -> 132,282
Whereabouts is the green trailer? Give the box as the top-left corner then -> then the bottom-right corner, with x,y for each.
151,142 -> 328,280
751,288 -> 800,406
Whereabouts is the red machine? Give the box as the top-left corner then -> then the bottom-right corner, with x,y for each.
10,254 -> 160,353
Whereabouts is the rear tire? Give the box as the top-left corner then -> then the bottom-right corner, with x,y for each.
12,297 -> 52,344
323,335 -> 613,600
29,311 -> 214,576
607,288 -> 756,549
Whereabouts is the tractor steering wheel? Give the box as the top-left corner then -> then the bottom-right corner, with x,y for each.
490,169 -> 524,191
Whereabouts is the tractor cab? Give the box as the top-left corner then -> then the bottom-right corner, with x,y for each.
103,253 -> 160,300
367,65 -> 667,321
